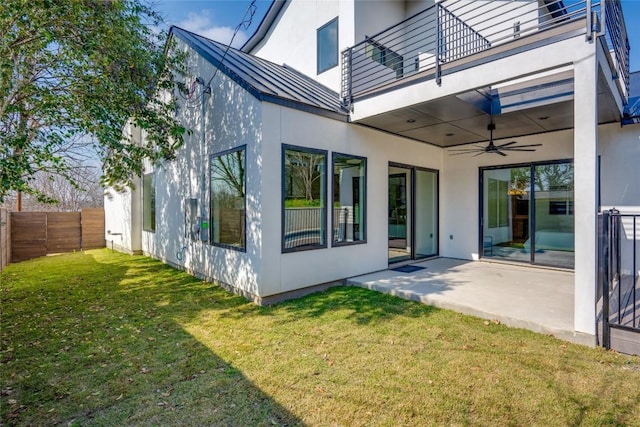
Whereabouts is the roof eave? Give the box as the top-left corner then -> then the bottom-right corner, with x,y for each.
241,0 -> 288,53
262,94 -> 348,121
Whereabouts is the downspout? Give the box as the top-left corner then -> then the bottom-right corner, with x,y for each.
196,77 -> 211,241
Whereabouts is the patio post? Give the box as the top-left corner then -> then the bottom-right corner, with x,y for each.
573,44 -> 599,338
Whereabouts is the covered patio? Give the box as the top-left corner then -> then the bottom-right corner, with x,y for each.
347,258 -> 592,346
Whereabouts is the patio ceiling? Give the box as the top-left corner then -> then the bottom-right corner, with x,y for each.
354,68 -> 622,148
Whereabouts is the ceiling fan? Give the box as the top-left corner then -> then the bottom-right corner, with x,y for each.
448,123 -> 542,156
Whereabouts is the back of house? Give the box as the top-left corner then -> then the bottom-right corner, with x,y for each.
105,0 -> 639,351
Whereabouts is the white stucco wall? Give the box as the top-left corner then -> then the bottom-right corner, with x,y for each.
250,0 -> 354,93
354,0 -> 407,42
260,103 -> 443,296
103,122 -> 143,254
104,186 -> 141,254
139,37 -> 264,298
599,122 -> 640,210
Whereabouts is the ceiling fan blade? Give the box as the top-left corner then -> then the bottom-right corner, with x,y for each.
502,148 -> 538,152
472,151 -> 486,157
496,150 -> 508,156
448,145 -> 486,151
450,151 -> 483,156
505,143 -> 543,148
497,141 -> 518,148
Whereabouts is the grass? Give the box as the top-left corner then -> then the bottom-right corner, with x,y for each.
284,198 -> 322,208
1,250 -> 639,426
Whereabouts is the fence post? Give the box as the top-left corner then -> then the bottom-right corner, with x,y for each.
600,209 -> 610,349
0,208 -> 10,271
611,208 -> 621,325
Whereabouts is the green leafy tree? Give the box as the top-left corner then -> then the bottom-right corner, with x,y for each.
0,0 -> 187,203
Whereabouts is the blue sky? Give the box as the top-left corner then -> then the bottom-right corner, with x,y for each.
156,0 -> 640,71
156,0 -> 272,48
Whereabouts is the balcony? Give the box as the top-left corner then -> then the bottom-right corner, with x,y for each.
341,0 -> 630,125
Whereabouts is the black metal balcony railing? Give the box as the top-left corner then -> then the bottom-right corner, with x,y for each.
341,3 -> 490,102
604,0 -> 630,97
341,0 -> 630,106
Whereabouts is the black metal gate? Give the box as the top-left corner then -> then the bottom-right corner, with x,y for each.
597,209 -> 639,355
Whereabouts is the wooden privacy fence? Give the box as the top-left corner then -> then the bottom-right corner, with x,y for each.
1,208 -> 10,271
9,208 -> 105,263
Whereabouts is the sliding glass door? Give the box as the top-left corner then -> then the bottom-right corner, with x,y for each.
531,163 -> 574,267
388,164 -> 438,264
481,161 -> 574,269
388,169 -> 410,263
415,169 -> 438,259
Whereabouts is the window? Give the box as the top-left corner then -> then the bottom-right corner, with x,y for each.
332,153 -> 366,245
143,173 -> 155,232
210,146 -> 246,250
317,18 -> 338,73
283,145 -> 327,251
365,39 -> 404,78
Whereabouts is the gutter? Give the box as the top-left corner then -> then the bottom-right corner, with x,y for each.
241,0 -> 288,53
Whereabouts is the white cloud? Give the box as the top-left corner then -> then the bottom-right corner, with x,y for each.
176,11 -> 249,48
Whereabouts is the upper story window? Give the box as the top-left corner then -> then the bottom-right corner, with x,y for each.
317,18 -> 338,74
366,39 -> 404,79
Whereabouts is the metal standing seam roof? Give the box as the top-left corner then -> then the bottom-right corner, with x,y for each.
169,26 -> 348,121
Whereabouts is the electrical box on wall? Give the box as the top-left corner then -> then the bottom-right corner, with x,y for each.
184,198 -> 209,242
200,218 -> 209,241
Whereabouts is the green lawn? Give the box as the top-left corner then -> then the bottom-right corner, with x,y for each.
1,250 -> 639,426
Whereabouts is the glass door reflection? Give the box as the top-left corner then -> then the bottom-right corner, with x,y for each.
388,169 -> 410,263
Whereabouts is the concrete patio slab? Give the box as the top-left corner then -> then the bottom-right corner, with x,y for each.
347,258 -> 595,346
